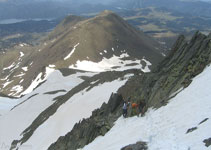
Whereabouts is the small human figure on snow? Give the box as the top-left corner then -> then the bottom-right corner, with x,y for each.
122,100 -> 129,118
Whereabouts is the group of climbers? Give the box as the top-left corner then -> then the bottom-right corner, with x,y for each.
122,98 -> 146,118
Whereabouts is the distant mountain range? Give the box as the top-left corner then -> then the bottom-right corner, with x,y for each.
1,0 -> 211,20
118,6 -> 211,48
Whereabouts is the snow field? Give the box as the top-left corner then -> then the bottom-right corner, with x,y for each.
18,76 -> 130,150
69,53 -> 151,72
0,70 -> 94,149
0,97 -> 19,116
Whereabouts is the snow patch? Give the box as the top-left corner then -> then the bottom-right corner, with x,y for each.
22,67 -> 28,72
90,79 -> 100,85
14,72 -> 25,78
3,62 -> 16,71
141,58 -> 152,72
10,85 -> 24,95
162,53 -> 166,57
69,53 -> 151,73
0,74 -> 10,81
20,67 -> 55,96
20,79 -> 24,83
49,64 -> 55,68
123,73 -> 134,79
8,62 -> 21,73
19,43 -> 27,47
20,52 -> 24,57
64,43 -> 80,60
2,80 -> 13,88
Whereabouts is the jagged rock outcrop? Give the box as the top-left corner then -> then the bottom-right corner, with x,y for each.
203,137 -> 211,147
121,142 -> 148,150
48,93 -> 123,150
120,31 -> 211,108
48,31 -> 211,150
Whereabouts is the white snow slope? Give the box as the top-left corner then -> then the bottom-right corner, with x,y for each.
81,65 -> 211,150
18,77 -> 129,150
0,67 -> 131,150
0,70 -> 94,149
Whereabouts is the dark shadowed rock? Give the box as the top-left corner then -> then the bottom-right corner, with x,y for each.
199,118 -> 209,125
203,137 -> 211,147
44,90 -> 66,95
48,93 -> 123,150
121,141 -> 148,150
186,127 -> 198,134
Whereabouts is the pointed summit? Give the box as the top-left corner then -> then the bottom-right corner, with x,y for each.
45,10 -> 163,65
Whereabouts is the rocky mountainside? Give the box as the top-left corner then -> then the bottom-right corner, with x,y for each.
0,10 -> 163,97
48,32 -> 211,150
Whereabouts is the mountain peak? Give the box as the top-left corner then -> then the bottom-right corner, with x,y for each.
98,10 -> 115,16
0,11 -> 164,97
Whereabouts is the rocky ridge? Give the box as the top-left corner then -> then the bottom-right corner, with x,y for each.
48,31 -> 211,150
